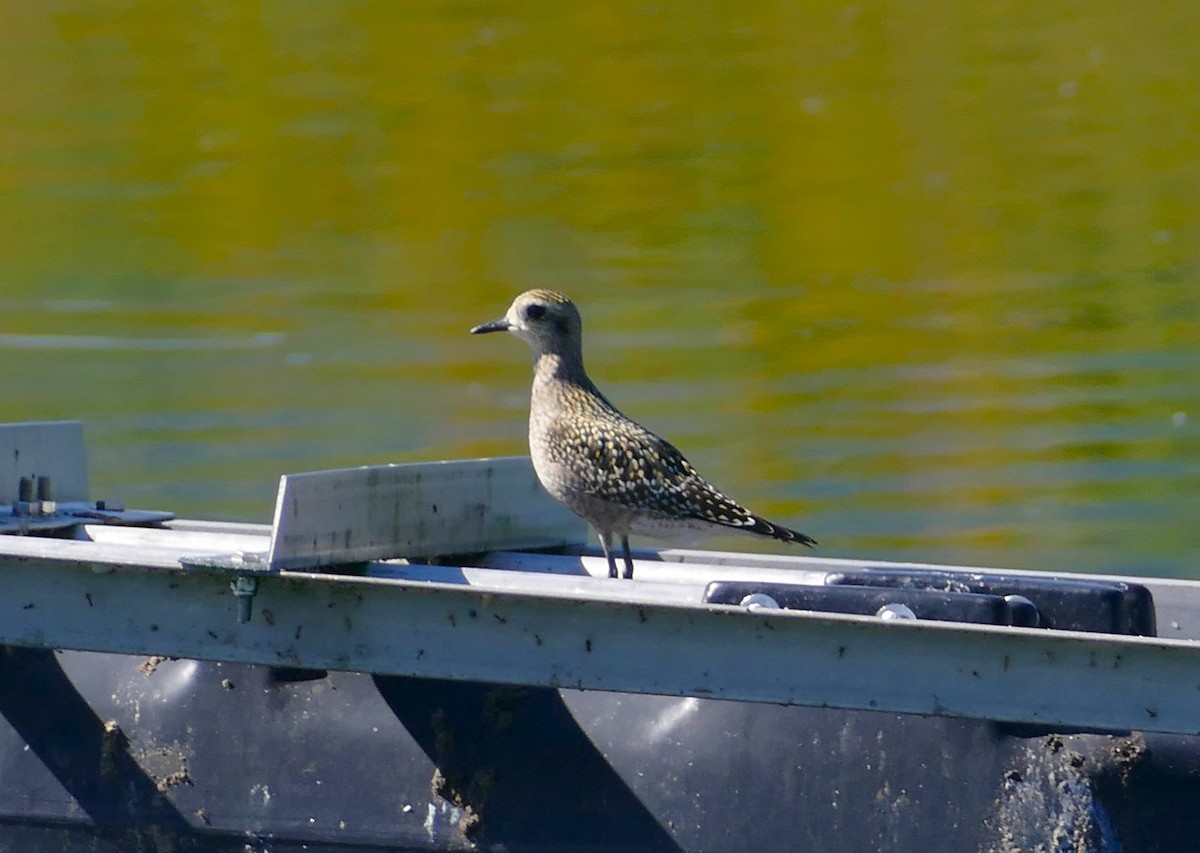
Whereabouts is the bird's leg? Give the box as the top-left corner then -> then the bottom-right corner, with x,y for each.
620,535 -> 635,580
598,531 -> 618,579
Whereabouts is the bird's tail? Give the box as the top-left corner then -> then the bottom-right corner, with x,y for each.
747,515 -> 817,547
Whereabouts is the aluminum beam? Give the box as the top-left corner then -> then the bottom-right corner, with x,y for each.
1,550 -> 1198,736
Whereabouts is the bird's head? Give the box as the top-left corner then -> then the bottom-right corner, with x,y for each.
471,289 -> 582,356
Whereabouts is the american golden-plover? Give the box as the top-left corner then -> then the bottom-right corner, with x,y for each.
471,289 -> 816,579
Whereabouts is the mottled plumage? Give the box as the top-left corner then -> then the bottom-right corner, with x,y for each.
471,289 -> 816,579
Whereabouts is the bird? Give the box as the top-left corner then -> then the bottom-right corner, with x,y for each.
470,290 -> 816,579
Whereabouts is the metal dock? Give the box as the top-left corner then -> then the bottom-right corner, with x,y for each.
0,420 -> 1197,852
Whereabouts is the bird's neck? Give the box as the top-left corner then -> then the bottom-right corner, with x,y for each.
529,347 -> 618,436
533,348 -> 586,388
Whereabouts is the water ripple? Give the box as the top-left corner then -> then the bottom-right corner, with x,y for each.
0,333 -> 286,351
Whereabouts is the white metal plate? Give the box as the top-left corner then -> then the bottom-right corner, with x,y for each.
0,420 -> 88,503
267,456 -> 587,569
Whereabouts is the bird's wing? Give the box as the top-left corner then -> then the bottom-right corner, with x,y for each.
555,416 -> 815,545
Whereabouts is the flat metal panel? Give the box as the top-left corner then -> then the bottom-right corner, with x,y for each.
266,456 -> 587,569
82,523 -> 271,555
0,420 -> 88,502
0,503 -> 175,535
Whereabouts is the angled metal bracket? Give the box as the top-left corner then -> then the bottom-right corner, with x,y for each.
0,421 -> 174,535
265,456 -> 587,571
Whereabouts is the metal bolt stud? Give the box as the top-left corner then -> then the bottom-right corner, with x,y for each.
15,476 -> 33,516
231,576 -> 259,623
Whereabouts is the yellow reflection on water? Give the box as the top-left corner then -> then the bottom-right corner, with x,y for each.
0,2 -> 1196,575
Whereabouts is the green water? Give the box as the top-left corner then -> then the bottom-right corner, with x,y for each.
1,2 -> 1197,576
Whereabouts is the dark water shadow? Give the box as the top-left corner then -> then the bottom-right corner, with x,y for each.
374,675 -> 680,851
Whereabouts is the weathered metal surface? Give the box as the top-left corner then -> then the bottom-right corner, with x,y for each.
165,518 -> 273,537
82,522 -> 270,555
266,456 -> 587,569
0,502 -> 176,535
0,532 -> 192,570
1,550 -> 1200,735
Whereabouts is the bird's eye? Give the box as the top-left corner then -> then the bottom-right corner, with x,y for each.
524,304 -> 547,321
